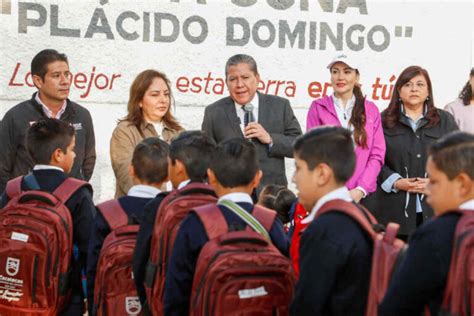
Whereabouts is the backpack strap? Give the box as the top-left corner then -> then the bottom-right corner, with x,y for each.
194,204 -> 228,240
250,205 -> 277,232
5,176 -> 23,199
218,200 -> 271,241
97,200 -> 129,230
177,182 -> 217,198
53,177 -> 92,203
317,199 -> 377,240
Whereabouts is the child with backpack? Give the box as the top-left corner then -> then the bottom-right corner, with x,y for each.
164,138 -> 292,316
0,118 -> 94,316
290,126 -> 405,316
379,131 -> 474,316
86,137 -> 169,316
132,131 -> 217,312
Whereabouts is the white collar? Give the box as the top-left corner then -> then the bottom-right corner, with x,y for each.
234,93 -> 259,112
218,192 -> 253,205
33,165 -> 64,172
127,184 -> 161,198
459,199 -> 474,211
302,186 -> 352,224
35,93 -> 67,119
332,94 -> 355,110
177,179 -> 191,190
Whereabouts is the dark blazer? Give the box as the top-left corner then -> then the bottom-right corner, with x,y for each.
0,93 -> 96,192
290,212 -> 372,316
379,212 -> 461,316
201,93 -> 302,190
367,109 -> 458,236
163,202 -> 289,316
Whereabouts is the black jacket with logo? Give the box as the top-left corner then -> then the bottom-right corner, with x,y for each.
0,93 -> 96,192
367,109 -> 457,236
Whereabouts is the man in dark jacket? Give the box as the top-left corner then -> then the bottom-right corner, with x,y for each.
0,49 -> 96,192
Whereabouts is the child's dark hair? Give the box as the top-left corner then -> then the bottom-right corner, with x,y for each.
132,137 -> 169,184
31,49 -> 68,80
169,131 -> 216,182
26,118 -> 75,165
458,68 -> 474,106
258,185 -> 296,224
428,131 -> 474,180
209,138 -> 259,188
294,126 -> 355,184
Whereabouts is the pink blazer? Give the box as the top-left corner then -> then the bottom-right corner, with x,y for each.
306,95 -> 385,194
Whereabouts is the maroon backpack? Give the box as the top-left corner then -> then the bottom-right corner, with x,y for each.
93,200 -> 143,316
0,175 -> 90,316
189,204 -> 295,316
317,199 -> 406,316
439,210 -> 474,316
144,183 -> 217,315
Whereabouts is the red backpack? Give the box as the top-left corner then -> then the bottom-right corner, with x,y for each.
93,200 -> 143,316
189,203 -> 295,316
317,199 -> 406,316
144,183 -> 217,315
440,210 -> 474,316
0,175 -> 90,316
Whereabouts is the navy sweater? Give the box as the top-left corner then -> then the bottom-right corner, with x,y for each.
379,212 -> 461,316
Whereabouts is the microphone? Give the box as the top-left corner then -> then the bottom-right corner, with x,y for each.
243,104 -> 255,127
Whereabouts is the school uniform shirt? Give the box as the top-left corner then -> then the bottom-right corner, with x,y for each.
378,199 -> 474,316
86,184 -> 160,315
290,187 -> 373,316
0,166 -> 94,315
163,192 -> 289,316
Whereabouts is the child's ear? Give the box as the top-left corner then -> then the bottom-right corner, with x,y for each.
251,170 -> 263,189
315,163 -> 332,186
207,168 -> 217,187
51,148 -> 63,164
457,172 -> 474,198
128,164 -> 135,178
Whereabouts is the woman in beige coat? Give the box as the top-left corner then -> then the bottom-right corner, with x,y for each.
110,69 -> 183,197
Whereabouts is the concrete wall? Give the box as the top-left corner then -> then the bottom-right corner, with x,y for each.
1,0 -> 473,202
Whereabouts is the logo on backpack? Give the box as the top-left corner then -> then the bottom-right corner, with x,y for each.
5,257 -> 20,277
125,296 -> 141,315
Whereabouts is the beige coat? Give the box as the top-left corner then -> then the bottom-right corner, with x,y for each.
110,120 -> 181,198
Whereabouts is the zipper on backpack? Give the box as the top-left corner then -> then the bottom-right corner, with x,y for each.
31,255 -> 39,303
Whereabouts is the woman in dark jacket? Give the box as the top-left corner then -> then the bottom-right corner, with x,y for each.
369,66 -> 458,240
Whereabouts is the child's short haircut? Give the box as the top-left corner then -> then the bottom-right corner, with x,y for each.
428,131 -> 474,180
258,185 -> 296,224
132,137 -> 169,184
26,118 -> 75,165
209,138 -> 258,188
294,126 -> 355,183
169,131 -> 216,182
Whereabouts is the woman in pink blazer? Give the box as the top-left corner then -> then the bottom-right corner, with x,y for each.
306,54 -> 386,202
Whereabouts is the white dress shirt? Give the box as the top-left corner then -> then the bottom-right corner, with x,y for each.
302,186 -> 353,224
